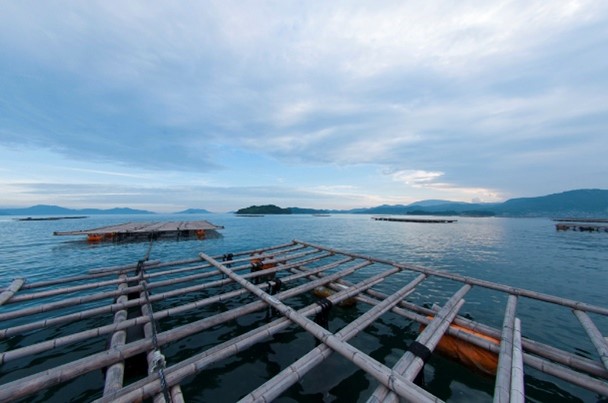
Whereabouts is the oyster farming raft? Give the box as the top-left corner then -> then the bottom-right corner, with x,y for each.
0,239 -> 607,402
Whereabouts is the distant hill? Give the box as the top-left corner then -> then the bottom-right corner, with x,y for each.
174,208 -> 212,214
0,204 -> 154,215
235,189 -> 608,218
236,204 -> 291,214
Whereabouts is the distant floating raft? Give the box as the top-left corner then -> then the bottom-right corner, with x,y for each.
53,220 -> 224,242
554,219 -> 608,233
372,216 -> 457,223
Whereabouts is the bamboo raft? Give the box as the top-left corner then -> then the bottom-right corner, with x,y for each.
555,223 -> 608,232
53,220 -> 224,242
372,217 -> 457,223
0,240 -> 607,402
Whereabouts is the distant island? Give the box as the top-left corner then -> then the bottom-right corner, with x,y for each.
235,189 -> 608,218
236,205 -> 291,215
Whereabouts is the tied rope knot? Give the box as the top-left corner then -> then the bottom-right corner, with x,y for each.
150,350 -> 166,373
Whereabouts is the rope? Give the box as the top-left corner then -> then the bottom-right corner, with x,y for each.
314,298 -> 333,329
138,240 -> 172,403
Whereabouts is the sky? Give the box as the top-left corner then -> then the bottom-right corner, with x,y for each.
1,1 -> 607,213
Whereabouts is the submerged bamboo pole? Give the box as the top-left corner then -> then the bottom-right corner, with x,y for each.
510,318 -> 525,403
574,310 -> 608,371
239,274 -> 428,403
0,278 -> 25,306
494,295 -> 518,403
369,285 -> 471,403
103,274 -> 129,396
295,240 -> 608,316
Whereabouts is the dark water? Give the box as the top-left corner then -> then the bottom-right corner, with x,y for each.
0,214 -> 607,402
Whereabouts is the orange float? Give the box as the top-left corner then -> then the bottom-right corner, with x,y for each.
421,318 -> 499,375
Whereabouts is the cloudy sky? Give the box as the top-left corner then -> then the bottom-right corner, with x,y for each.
1,1 -> 607,212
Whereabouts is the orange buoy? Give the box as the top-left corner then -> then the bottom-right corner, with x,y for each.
420,318 -> 499,375
87,233 -> 103,243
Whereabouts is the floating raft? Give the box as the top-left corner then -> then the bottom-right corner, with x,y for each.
372,216 -> 457,223
53,220 -> 224,242
555,222 -> 608,232
0,240 -> 607,402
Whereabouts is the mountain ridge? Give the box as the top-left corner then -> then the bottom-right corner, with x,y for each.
1,189 -> 606,217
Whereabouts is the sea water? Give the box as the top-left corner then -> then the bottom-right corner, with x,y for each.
0,214 -> 607,402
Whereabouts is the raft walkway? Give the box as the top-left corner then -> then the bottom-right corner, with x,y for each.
0,240 -> 607,402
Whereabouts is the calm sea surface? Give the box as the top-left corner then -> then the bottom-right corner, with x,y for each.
0,214 -> 607,402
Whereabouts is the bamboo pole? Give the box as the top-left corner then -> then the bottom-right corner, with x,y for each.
20,261 -> 161,290
96,266 -> 396,403
368,285 -> 471,403
295,266 -> 608,380
0,249 -> 332,325
103,274 -> 129,396
0,278 -> 25,306
199,253 -> 442,403
238,274 -> 428,403
573,310 -> 608,370
0,258 -> 380,402
7,248 -> 323,305
494,295 -> 518,403
0,252 -> 340,340
510,318 -> 525,403
0,256 -> 360,364
295,240 -> 608,316
295,266 -> 608,397
0,257 -> 370,367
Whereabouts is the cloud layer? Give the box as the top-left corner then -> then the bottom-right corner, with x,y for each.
1,1 -> 607,211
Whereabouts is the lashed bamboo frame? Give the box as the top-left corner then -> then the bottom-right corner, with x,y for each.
0,239 -> 606,402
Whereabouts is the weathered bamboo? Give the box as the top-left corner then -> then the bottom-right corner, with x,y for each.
7,248 -> 322,305
297,266 -> 608,380
494,295 -> 518,403
0,257 -> 375,399
510,318 -> 525,403
574,310 -> 608,370
0,278 -> 25,306
368,285 -> 470,403
0,257 -> 380,402
96,267 -> 395,403
296,240 -> 608,316
238,274 -> 428,403
0,249 -> 332,325
0,252 -> 341,341
0,257 -> 360,364
200,253 -> 442,403
20,261 -> 161,290
103,274 -> 129,396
